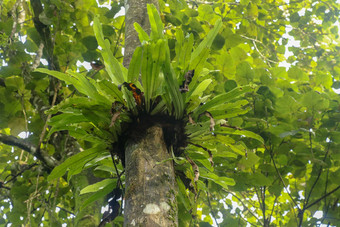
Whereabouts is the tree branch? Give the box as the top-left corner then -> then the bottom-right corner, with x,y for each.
305,185 -> 340,210
0,133 -> 57,169
223,189 -> 263,225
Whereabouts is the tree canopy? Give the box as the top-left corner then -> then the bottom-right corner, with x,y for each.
0,0 -> 340,226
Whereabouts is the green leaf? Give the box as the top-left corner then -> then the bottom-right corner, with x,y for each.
80,179 -> 116,194
288,66 -> 308,81
141,39 -> 165,111
186,79 -> 212,102
251,173 -> 272,186
238,152 -> 260,169
147,4 -> 164,40
128,46 -> 142,83
35,68 -> 111,105
176,177 -> 192,211
162,41 -> 184,118
93,16 -> 126,85
215,125 -> 264,144
81,36 -> 98,50
5,76 -> 25,91
81,180 -> 116,210
193,86 -> 252,119
134,23 -> 150,42
236,61 -> 254,85
200,169 -> 235,188
47,145 -> 105,181
302,91 -> 329,110
190,18 -> 222,63
175,32 -> 194,70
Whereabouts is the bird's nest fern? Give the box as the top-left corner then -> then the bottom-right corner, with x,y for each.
36,4 -> 263,208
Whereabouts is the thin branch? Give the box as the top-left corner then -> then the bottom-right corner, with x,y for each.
37,81 -> 59,154
188,142 -> 214,166
269,151 -> 298,207
240,35 -> 278,66
0,133 -> 57,169
206,190 -> 219,227
269,148 -> 298,224
268,196 -> 278,224
4,163 -> 38,184
238,213 -> 258,227
56,206 -> 75,216
185,155 -> 199,184
223,189 -> 264,225
305,185 -> 340,210
305,123 -> 338,208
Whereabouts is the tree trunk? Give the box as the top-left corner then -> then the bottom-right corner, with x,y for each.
123,1 -> 178,226
123,0 -> 158,67
124,125 -> 177,226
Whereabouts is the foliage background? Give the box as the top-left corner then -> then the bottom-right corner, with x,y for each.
0,0 -> 340,226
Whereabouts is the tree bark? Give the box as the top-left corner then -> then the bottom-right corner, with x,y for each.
123,1 -> 178,226
123,0 -> 158,67
124,125 -> 177,226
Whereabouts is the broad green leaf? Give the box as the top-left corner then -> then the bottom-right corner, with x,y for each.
98,80 -> 125,104
186,79 -> 212,102
134,23 -> 150,42
190,18 -> 222,63
81,181 -> 116,210
189,47 -> 210,75
35,68 -> 111,105
4,76 -> 25,90
238,152 -> 260,169
193,86 -> 252,119
176,32 -> 194,70
128,46 -> 142,83
46,97 -> 98,115
93,17 -> 126,84
215,125 -> 264,144
176,177 -> 192,211
147,4 -> 164,39
251,173 -> 272,186
47,113 -> 89,137
47,145 -> 105,181
302,91 -> 329,110
236,61 -> 254,85
141,39 -> 165,111
162,41 -> 184,118
288,66 -> 308,81
200,169 -> 235,188
80,178 -> 116,194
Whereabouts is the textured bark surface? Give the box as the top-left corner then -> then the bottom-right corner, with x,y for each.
123,0 -> 159,67
124,125 -> 177,227
123,1 -> 178,226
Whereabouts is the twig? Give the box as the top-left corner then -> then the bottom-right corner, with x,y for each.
56,206 -> 75,216
4,163 -> 37,184
223,189 -> 263,225
270,151 -> 299,225
37,81 -> 59,155
305,185 -> 340,210
269,151 -> 298,207
304,123 -> 338,209
188,142 -> 214,166
206,190 -> 219,227
185,155 -> 199,183
109,150 -> 123,188
268,196 -> 278,225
